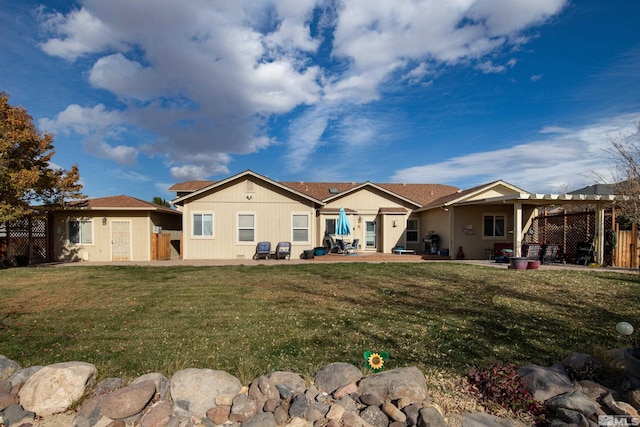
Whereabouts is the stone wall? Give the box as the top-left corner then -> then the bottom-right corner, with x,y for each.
1,352 -> 640,427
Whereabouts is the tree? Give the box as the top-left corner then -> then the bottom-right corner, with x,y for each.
608,122 -> 640,226
152,196 -> 171,208
0,92 -> 84,222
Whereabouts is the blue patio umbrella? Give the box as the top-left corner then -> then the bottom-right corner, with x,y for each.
336,207 -> 351,239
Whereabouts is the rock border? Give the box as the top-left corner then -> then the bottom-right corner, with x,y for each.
1,350 -> 640,427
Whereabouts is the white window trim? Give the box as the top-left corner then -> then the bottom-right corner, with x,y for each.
192,212 -> 214,239
237,212 -> 256,244
67,219 -> 94,246
482,212 -> 507,240
406,218 -> 419,243
292,212 -> 311,244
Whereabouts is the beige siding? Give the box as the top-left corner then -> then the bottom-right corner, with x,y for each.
450,205 -> 514,259
421,210 -> 451,255
321,188 -> 418,253
52,211 -> 152,262
182,179 -> 316,259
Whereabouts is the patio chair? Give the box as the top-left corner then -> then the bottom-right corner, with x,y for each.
324,235 -> 341,253
343,239 -> 359,254
522,243 -> 543,260
273,242 -> 291,260
253,241 -> 271,260
542,244 -> 561,265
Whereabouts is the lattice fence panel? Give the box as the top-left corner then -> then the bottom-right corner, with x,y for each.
523,210 -> 612,263
7,217 -> 47,264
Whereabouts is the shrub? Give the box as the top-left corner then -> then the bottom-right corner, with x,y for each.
467,363 -> 544,419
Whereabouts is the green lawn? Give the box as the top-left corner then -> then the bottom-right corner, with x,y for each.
1,262 -> 638,387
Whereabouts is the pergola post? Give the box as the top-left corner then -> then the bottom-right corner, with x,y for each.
595,202 -> 605,265
514,201 -> 523,257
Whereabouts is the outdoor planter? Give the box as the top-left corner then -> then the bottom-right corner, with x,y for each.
509,257 -> 529,270
527,260 -> 540,270
624,348 -> 640,389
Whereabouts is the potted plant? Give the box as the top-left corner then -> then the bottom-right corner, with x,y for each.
616,322 -> 640,388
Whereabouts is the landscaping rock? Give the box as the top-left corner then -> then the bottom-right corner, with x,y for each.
170,368 -> 242,418
358,367 -> 429,405
2,403 -> 35,427
417,406 -> 447,427
268,371 -> 307,395
140,401 -> 173,427
94,377 -> 126,396
229,393 -> 258,422
289,393 -> 311,419
603,393 -> 640,417
207,404 -> 231,425
462,412 -> 516,427
382,402 -> 406,423
99,379 -> 155,419
243,411 -> 278,427
553,408 -> 589,426
563,352 -> 604,380
315,362 -> 362,394
18,361 -> 97,416
7,366 -> 42,386
132,372 -> 171,401
545,391 -> 599,416
0,356 -> 20,381
0,391 -> 19,411
517,363 -> 574,401
360,405 -> 389,427
73,395 -> 103,427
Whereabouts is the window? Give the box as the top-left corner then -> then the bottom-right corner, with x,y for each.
292,214 -> 309,242
238,213 -> 255,242
325,218 -> 336,235
483,214 -> 505,237
406,219 -> 419,242
193,213 -> 213,237
68,220 -> 93,244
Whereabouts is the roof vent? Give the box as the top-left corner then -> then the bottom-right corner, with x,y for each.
329,188 -> 339,194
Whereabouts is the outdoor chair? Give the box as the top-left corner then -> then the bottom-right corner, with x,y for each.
324,235 -> 341,253
273,242 -> 291,260
542,244 -> 561,264
343,238 -> 359,254
253,241 -> 271,260
522,243 -> 543,260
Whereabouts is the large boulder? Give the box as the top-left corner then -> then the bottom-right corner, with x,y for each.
357,367 -> 429,405
314,363 -> 362,394
18,361 -> 97,417
517,363 -> 574,402
170,368 -> 242,418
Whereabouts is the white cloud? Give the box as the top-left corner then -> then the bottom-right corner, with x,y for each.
37,0 -> 570,178
392,113 -> 640,193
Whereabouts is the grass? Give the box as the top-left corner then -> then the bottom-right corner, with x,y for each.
1,263 -> 639,398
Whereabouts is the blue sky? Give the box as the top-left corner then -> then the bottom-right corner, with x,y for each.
1,0 -> 639,202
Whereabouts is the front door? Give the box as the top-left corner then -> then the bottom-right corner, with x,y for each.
365,221 -> 377,250
111,220 -> 131,261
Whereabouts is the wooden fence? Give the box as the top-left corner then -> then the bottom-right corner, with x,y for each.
151,233 -> 172,261
614,225 -> 638,269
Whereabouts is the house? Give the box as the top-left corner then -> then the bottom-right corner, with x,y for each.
417,180 -> 616,262
50,195 -> 182,262
170,170 -> 457,260
170,171 -> 616,264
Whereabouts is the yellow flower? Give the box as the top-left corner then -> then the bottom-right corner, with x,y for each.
368,353 -> 384,370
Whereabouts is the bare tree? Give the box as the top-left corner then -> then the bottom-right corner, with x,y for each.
609,122 -> 640,227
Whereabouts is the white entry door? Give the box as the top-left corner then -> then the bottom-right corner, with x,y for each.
111,220 -> 131,261
365,221 -> 377,249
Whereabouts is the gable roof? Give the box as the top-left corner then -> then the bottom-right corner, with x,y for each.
418,180 -> 528,211
169,172 -> 459,207
172,170 -> 325,206
68,195 -> 181,215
